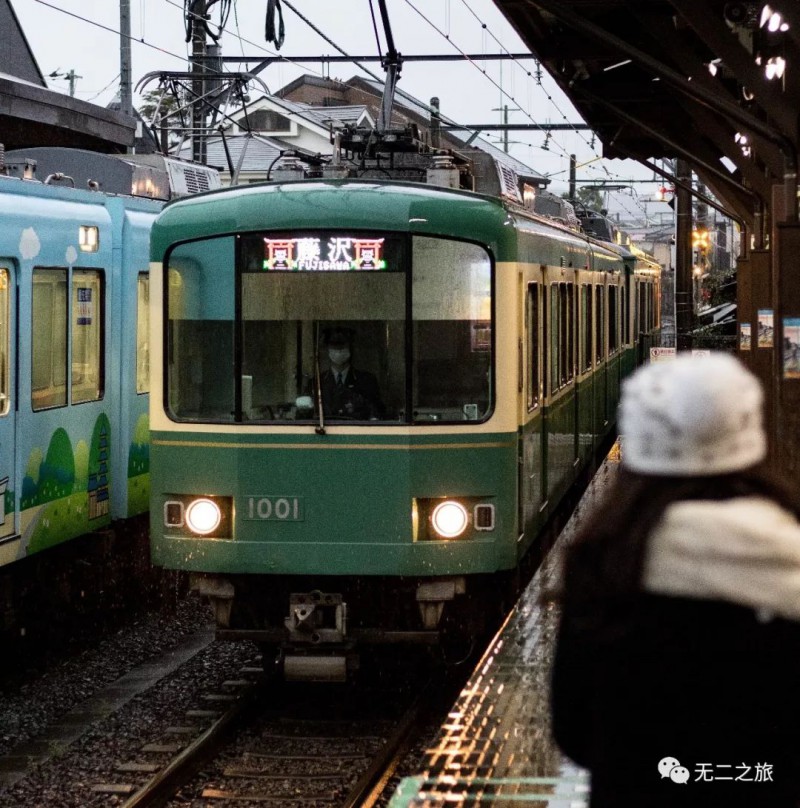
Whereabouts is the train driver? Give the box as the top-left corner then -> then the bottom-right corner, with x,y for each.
320,326 -> 384,420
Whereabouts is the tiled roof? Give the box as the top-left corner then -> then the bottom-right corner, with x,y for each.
352,77 -> 547,183
175,133 -> 297,175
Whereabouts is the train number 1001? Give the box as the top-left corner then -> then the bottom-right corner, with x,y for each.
244,496 -> 304,521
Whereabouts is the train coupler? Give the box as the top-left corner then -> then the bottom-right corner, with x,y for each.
284,590 -> 347,644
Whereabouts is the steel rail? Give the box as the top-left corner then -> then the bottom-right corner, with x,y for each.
120,681 -> 264,808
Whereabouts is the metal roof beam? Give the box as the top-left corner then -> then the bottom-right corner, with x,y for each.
669,0 -> 796,139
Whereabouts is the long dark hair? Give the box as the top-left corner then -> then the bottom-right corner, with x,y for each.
558,463 -> 800,634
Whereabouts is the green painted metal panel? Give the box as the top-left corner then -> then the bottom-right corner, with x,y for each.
152,181 -> 517,263
543,389 -> 577,504
150,431 -> 518,576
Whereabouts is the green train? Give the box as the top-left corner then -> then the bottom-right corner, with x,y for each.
149,178 -> 660,679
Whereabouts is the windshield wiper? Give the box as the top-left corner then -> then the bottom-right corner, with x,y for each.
313,324 -> 326,435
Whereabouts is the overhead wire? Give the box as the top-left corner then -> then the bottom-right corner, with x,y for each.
280,0 -> 383,83
403,0 -> 656,216
368,0 -> 384,59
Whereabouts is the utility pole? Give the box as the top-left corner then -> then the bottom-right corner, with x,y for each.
192,0 -> 208,165
569,154 -> 576,200
675,158 -> 694,351
120,0 -> 133,118
491,105 -> 522,153
49,69 -> 82,97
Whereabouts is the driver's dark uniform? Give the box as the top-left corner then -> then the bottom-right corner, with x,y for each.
321,367 -> 384,419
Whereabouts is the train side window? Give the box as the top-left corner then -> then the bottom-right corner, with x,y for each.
136,273 -> 149,394
608,285 -> 618,353
542,283 -> 549,398
559,284 -> 568,386
566,282 -> 574,381
581,284 -> 592,372
595,285 -> 604,363
550,284 -> 560,393
0,269 -> 8,416
32,268 -> 68,410
526,282 -> 539,410
72,270 -> 104,404
621,286 -> 628,345
638,281 -> 646,335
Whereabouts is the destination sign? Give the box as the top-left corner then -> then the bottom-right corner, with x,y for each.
263,236 -> 386,271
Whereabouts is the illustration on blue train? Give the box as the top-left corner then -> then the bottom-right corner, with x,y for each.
0,148 -> 217,576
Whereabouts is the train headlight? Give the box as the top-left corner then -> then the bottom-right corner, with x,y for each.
185,498 -> 222,535
431,500 -> 469,539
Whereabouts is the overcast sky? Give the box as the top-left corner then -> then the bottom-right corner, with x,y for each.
13,0 -> 674,221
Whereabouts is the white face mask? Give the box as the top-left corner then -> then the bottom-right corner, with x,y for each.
328,348 -> 350,366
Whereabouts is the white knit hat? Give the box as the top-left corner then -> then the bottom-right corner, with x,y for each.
619,352 -> 767,475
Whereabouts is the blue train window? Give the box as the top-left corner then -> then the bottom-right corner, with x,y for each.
32,268 -> 68,410
136,273 -> 149,394
72,270 -> 104,404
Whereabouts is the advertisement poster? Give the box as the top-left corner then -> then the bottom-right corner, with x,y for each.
650,347 -> 676,363
783,318 -> 800,379
757,309 -> 774,348
739,322 -> 751,351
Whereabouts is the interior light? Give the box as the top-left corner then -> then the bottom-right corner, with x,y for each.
707,59 -> 721,76
79,225 -> 99,252
185,498 -> 221,535
760,4 -> 773,28
431,500 -> 469,539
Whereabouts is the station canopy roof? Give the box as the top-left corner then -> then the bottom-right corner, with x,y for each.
492,0 -> 800,227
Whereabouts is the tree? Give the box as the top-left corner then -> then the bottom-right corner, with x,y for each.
562,186 -> 605,212
137,89 -> 185,151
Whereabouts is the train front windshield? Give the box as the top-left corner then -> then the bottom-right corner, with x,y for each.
166,232 -> 493,426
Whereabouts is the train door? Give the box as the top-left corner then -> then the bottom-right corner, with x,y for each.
0,264 -> 15,541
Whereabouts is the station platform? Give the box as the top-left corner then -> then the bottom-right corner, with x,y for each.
389,449 -> 622,807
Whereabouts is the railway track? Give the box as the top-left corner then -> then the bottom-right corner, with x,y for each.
108,657 -> 452,808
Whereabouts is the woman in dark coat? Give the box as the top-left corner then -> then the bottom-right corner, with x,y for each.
551,352 -> 800,807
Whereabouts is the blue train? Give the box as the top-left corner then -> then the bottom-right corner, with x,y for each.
0,149 -> 221,626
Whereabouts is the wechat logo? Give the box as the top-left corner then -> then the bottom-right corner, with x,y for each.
658,757 -> 690,784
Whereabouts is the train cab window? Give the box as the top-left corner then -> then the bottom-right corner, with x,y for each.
167,232 -> 492,425
32,269 -> 68,410
136,273 -> 149,394
167,238 -> 236,422
526,283 -> 539,409
581,284 -> 592,372
411,237 -> 491,422
595,285 -> 605,363
71,270 -> 104,404
0,269 -> 8,416
608,285 -> 618,353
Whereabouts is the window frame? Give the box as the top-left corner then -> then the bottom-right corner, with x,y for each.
526,281 -> 540,411
0,268 -> 9,417
71,268 -> 105,405
162,230 -> 497,426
